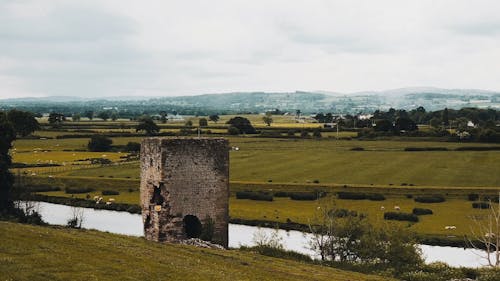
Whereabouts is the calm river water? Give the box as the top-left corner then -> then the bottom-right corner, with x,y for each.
23,201 -> 488,268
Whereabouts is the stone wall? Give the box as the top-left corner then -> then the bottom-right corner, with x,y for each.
140,137 -> 229,247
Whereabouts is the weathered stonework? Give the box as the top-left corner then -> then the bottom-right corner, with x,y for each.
140,137 -> 229,247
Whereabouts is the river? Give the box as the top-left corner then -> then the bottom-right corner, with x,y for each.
22,201 -> 488,268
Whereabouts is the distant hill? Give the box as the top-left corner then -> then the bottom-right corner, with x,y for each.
1,87 -> 499,114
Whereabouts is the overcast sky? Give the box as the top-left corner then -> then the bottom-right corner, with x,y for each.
1,0 -> 500,99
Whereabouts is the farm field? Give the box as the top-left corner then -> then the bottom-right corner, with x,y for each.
10,118 -> 500,241
0,222 -> 391,281
15,136 -> 500,187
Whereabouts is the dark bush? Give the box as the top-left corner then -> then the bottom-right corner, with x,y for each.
329,208 -> 358,218
472,202 -> 490,209
124,142 -> 141,152
65,187 -> 94,194
366,193 -> 386,201
236,191 -> 273,201
101,190 -> 120,195
337,192 -> 366,200
313,179 -> 320,184
412,208 -> 433,215
273,191 -> 289,197
227,126 -> 240,135
483,195 -> 500,202
384,212 -> 419,222
350,147 -> 364,151
406,194 -> 413,199
87,135 -> 113,152
289,192 -> 319,201
414,195 -> 445,203
337,192 -> 385,201
468,193 -> 479,201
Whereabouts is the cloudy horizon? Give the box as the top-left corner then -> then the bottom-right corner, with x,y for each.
1,0 -> 500,99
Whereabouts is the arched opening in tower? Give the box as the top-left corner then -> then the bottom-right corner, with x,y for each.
183,215 -> 202,238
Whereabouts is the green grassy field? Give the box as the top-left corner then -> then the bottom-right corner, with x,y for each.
10,120 -> 500,241
0,222 -> 392,281
22,137 -> 500,187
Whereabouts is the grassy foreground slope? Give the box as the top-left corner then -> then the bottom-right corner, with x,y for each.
0,222 -> 392,281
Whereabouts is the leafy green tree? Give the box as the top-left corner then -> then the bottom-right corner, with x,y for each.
111,112 -> 118,121
0,112 -> 16,212
199,118 -> 208,127
136,116 -> 159,136
395,117 -> 418,131
185,120 -> 193,127
442,108 -> 449,126
6,109 -> 40,137
84,110 -> 94,120
226,116 -> 256,134
87,135 -> 113,152
209,114 -> 220,123
72,113 -> 81,122
160,112 -> 168,124
262,113 -> 273,126
97,111 -> 110,121
374,119 -> 393,131
227,126 -> 240,135
48,112 -> 65,128
429,117 -> 441,128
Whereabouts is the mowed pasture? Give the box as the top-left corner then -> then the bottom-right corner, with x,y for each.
11,122 -> 500,240
17,136 -> 500,187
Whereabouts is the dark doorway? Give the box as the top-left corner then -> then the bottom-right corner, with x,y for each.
183,215 -> 202,238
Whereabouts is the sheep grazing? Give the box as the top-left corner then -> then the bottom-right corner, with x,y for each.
444,226 -> 457,230
380,206 -> 385,210
108,198 -> 115,202
93,196 -> 99,200
394,206 -> 400,211
106,201 -> 112,205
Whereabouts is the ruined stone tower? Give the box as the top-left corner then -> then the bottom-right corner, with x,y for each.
140,137 -> 229,247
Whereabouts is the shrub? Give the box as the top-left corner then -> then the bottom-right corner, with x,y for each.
329,208 -> 358,218
313,179 -> 320,184
468,193 -> 479,201
367,193 -> 386,201
483,195 -> 500,202
414,195 -> 445,203
289,192 -> 320,201
227,126 -> 240,135
412,208 -> 433,215
273,191 -> 289,197
101,190 -> 120,195
337,192 -> 366,200
87,135 -> 113,152
124,142 -> 141,152
337,192 -> 385,201
235,191 -> 273,201
384,212 -> 419,222
65,187 -> 94,194
472,202 -> 490,209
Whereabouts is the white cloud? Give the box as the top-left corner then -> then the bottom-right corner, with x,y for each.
1,0 -> 500,99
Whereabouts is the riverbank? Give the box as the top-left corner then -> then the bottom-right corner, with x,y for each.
23,193 -> 479,249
